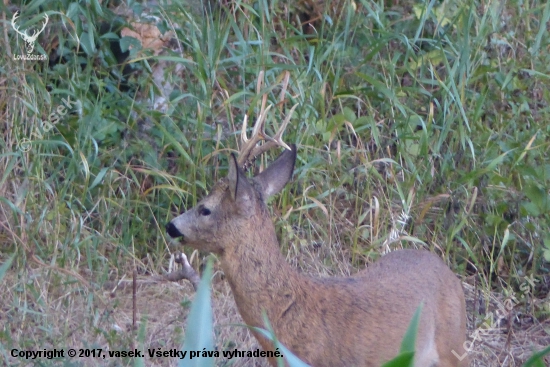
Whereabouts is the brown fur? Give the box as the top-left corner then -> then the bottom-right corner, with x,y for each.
167,147 -> 468,367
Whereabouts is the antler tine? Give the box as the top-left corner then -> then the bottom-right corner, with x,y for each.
238,96 -> 273,168
246,103 -> 296,159
237,71 -> 295,170
237,103 -> 296,170
252,94 -> 270,138
273,103 -> 297,149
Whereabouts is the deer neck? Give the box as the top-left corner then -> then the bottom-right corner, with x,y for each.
220,212 -> 305,329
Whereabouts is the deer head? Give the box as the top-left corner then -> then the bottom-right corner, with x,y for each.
12,11 -> 49,54
165,146 -> 296,253
166,71 -> 297,254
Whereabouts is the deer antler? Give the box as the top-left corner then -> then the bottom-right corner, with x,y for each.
237,71 -> 297,170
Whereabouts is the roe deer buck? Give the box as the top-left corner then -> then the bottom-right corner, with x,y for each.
165,95 -> 468,367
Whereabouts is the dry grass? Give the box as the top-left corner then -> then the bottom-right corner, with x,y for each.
1,247 -> 548,366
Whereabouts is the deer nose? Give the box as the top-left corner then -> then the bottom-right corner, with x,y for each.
166,222 -> 183,238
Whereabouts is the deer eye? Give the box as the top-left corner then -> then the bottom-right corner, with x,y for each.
199,207 -> 211,216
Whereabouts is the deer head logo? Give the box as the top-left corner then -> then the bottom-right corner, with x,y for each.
11,11 -> 49,55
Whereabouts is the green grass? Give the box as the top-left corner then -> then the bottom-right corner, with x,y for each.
1,0 -> 549,366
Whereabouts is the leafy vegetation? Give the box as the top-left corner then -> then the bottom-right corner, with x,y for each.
1,0 -> 549,365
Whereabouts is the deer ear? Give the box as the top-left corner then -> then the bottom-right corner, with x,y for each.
227,153 -> 253,203
255,144 -> 296,199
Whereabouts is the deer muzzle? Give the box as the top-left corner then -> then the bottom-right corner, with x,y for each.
165,221 -> 183,238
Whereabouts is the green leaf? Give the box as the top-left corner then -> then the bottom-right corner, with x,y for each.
80,31 -> 96,56
521,201 -> 541,217
529,0 -> 550,56
179,259 -> 214,367
89,167 -> 109,190
380,351 -> 415,367
134,317 -> 147,367
379,305 -> 421,367
524,184 -> 549,212
521,345 -> 550,367
120,36 -> 142,54
342,107 -> 356,123
0,253 -> 16,282
252,316 -> 310,367
89,0 -> 104,16
400,304 -> 422,353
